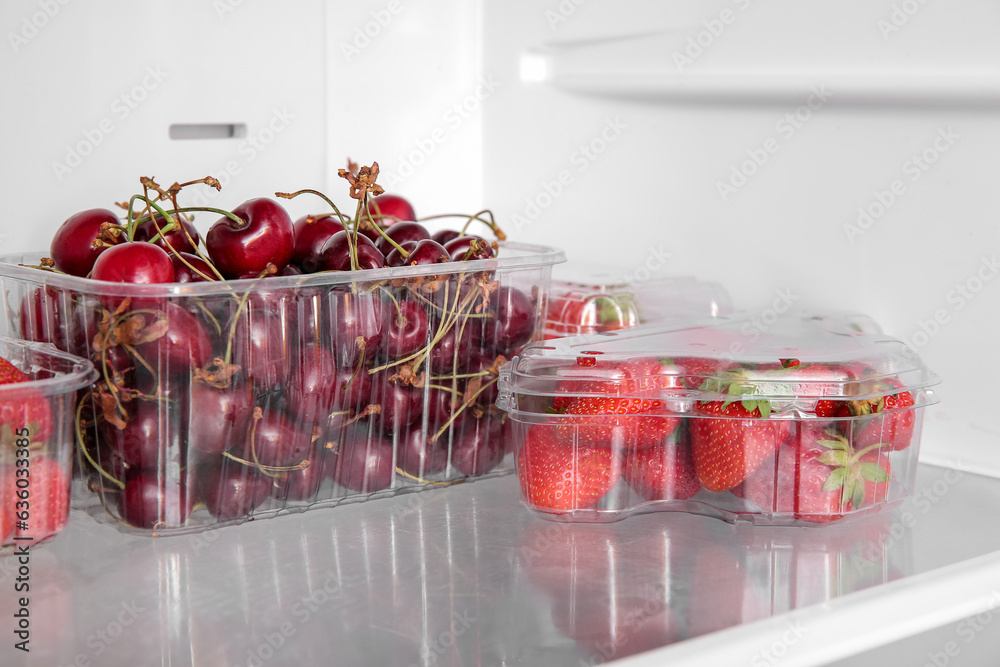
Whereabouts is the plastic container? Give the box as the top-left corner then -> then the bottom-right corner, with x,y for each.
0,242 -> 564,535
497,312 -> 941,526
0,336 -> 97,547
543,263 -> 732,339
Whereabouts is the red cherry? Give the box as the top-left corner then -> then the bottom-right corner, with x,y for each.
205,198 -> 294,279
188,382 -> 253,455
397,428 -> 449,478
486,286 -> 536,355
234,407 -> 312,468
374,221 -> 430,256
431,229 -> 461,246
317,231 -> 385,271
383,298 -> 430,359
328,424 -> 395,493
444,235 -> 494,261
366,193 -> 416,226
135,303 -> 213,375
291,214 -> 345,273
387,239 -> 451,268
451,415 -> 505,476
91,242 -> 175,285
133,214 -> 200,255
201,462 -> 273,521
170,252 -> 216,283
117,471 -> 192,529
49,208 -> 123,277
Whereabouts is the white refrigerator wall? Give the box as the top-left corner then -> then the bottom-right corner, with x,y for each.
479,0 -> 1000,474
2,0 -> 998,471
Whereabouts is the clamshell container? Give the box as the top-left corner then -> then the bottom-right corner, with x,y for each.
0,242 -> 563,535
543,264 -> 732,339
0,336 -> 97,547
497,313 -> 941,526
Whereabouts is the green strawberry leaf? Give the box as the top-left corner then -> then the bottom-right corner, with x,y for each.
822,467 -> 847,492
757,400 -> 771,419
817,450 -> 849,467
859,462 -> 890,483
817,438 -> 850,451
851,480 -> 865,509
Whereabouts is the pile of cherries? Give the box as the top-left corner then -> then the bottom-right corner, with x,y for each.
20,165 -> 541,530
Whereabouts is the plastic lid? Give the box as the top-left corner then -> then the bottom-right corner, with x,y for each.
499,312 -> 941,417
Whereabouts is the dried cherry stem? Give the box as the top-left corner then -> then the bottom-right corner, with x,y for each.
395,467 -> 462,486
221,451 -> 311,477
419,210 -> 506,241
430,377 -> 499,443
276,188 -> 360,270
76,392 -> 125,490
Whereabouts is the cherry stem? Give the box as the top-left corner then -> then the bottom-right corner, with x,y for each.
360,197 -> 410,258
419,210 -> 506,241
395,467 -> 461,487
431,377 -> 499,443
277,188 -> 360,271
75,392 -> 126,490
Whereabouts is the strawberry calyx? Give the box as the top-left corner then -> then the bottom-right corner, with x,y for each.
813,432 -> 890,511
698,371 -> 774,419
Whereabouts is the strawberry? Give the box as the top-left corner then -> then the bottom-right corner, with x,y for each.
545,292 -> 634,338
15,456 -> 70,543
852,379 -> 916,451
516,425 -> 621,511
734,423 -> 891,523
0,387 -> 54,447
552,358 -> 682,450
690,397 -> 790,492
660,356 -> 726,390
0,356 -> 28,385
624,424 -> 701,501
0,465 -> 14,544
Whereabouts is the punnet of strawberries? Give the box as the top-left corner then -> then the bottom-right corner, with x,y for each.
499,313 -> 941,526
0,161 -> 564,533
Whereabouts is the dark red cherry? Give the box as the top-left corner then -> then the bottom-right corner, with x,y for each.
103,398 -> 187,470
133,213 -> 200,255
429,323 -> 477,374
117,470 -> 192,529
384,240 -> 417,267
205,197 -> 294,278
383,298 -> 429,359
235,406 -> 313,468
188,382 -> 254,455
318,230 -> 385,272
328,424 -> 395,493
451,415 -> 505,476
135,303 -> 213,375
201,462 -> 272,521
292,214 -> 345,273
366,193 -> 416,226
230,308 -> 291,392
397,428 -> 449,478
391,239 -> 451,268
374,221 -> 430,256
487,286 -> 536,355
91,242 -> 176,285
431,229 -> 461,246
19,286 -> 69,351
374,379 -> 423,434
286,343 -> 339,424
443,235 -> 494,262
272,451 -> 327,502
329,289 -> 384,367
50,208 -> 123,277
170,252 -> 216,283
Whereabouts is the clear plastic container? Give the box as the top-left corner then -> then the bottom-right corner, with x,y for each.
0,242 -> 564,535
543,263 -> 732,339
0,336 -> 97,547
497,313 -> 941,526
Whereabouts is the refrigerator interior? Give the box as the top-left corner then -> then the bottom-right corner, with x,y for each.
2,0 -> 1000,664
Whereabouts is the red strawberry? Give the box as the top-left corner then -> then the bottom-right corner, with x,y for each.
661,356 -> 726,390
853,380 -> 916,451
516,425 -> 621,511
734,423 -> 891,523
0,465 -> 14,544
15,456 -> 70,542
624,425 -> 701,501
552,358 -> 682,450
0,356 -> 28,385
690,399 -> 790,492
545,293 -> 634,337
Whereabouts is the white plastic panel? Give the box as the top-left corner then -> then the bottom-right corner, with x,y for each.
480,0 -> 1000,476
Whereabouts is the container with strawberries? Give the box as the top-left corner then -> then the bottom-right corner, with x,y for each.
497,313 -> 940,525
543,264 -> 732,340
0,337 -> 97,546
0,164 -> 564,535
